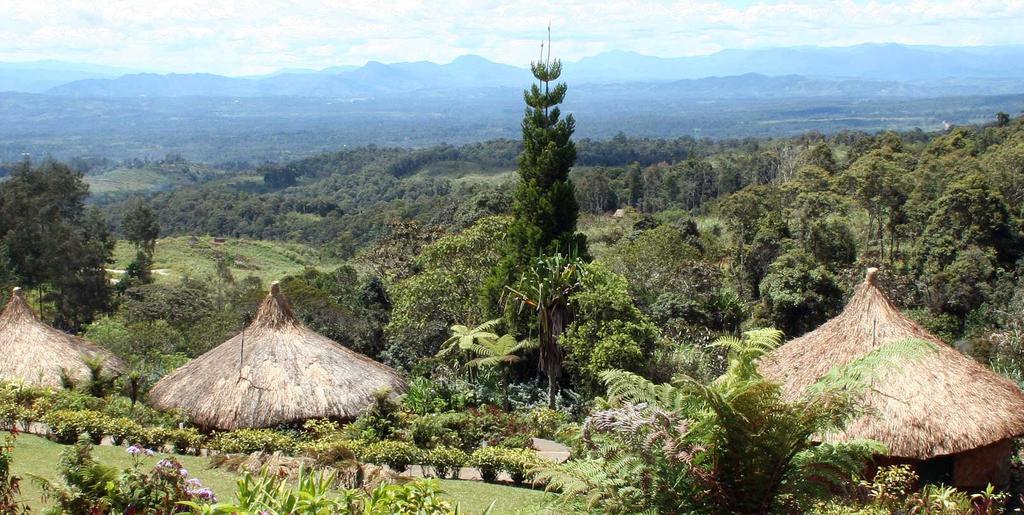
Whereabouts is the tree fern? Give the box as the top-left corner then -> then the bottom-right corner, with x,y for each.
543,328 -> 906,514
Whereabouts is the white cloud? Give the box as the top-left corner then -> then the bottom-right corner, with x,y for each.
0,0 -> 1020,74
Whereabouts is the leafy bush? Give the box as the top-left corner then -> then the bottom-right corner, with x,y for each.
165,427 -> 204,455
501,448 -> 543,484
526,407 -> 567,439
495,434 -> 532,449
469,446 -> 505,483
186,468 -> 454,514
346,389 -> 405,442
43,409 -> 113,444
423,446 -> 467,479
470,446 -> 540,484
812,465 -> 1008,515
0,403 -> 28,431
208,428 -> 297,455
359,440 -> 422,473
302,418 -> 342,439
137,426 -> 172,450
107,417 -> 144,446
409,414 -> 459,450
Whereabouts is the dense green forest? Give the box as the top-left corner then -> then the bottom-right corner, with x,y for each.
3,110 -> 1023,363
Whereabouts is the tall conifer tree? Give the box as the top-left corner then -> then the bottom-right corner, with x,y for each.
508,28 -> 585,263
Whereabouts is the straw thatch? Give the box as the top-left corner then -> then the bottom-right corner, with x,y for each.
148,282 -> 407,430
0,287 -> 125,388
759,268 -> 1024,459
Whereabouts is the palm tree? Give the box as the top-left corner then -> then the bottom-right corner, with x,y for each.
505,253 -> 586,409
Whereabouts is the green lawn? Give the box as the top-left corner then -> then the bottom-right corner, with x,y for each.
5,433 -> 559,514
110,236 -> 340,285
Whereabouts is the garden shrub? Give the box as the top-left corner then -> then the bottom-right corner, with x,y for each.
409,414 -> 459,449
526,407 -> 567,439
346,389 -> 405,442
137,427 -> 173,450
43,410 -> 112,444
165,427 -> 204,455
427,412 -> 484,451
500,448 -> 543,484
107,417 -> 144,446
208,428 -> 297,455
185,468 -> 454,514
469,446 -> 507,483
423,446 -> 468,479
301,418 -> 342,440
360,440 -> 422,473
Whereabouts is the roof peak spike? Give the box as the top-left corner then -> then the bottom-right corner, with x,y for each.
865,267 -> 879,285
270,281 -> 281,296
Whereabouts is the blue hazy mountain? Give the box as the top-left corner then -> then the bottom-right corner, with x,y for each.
566,44 -> 1024,83
33,44 -> 1024,98
46,55 -> 530,97
0,59 -> 140,93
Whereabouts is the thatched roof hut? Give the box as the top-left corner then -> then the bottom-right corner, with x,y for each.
148,282 -> 406,430
759,268 -> 1024,489
0,287 -> 125,388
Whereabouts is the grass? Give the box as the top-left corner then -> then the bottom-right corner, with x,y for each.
110,236 -> 341,285
6,432 -> 238,512
5,433 -> 560,514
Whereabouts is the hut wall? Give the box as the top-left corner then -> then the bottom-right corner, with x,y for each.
952,439 -> 1012,490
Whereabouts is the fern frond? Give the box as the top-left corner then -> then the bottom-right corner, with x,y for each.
809,338 -> 938,395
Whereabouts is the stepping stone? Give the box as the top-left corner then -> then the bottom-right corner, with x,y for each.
531,437 -> 570,463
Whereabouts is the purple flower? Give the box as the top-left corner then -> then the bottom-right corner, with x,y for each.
187,487 -> 217,502
126,445 -> 153,456
186,478 -> 202,488
179,468 -> 189,477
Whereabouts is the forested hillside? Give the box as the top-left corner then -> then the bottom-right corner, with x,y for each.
3,46 -> 1024,514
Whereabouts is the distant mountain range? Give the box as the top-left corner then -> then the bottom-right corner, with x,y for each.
2,43 -> 1023,98
0,60 -> 139,93
564,44 -> 1024,83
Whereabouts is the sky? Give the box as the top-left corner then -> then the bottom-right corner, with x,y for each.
1,0 -> 1023,76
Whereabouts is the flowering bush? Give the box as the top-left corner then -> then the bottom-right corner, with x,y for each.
37,438 -> 216,513
359,440 -> 422,473
208,428 -> 296,455
107,453 -> 217,513
423,445 -> 468,479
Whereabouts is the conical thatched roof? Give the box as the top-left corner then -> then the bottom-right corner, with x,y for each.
0,287 -> 125,388
759,268 -> 1024,459
148,282 -> 407,430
